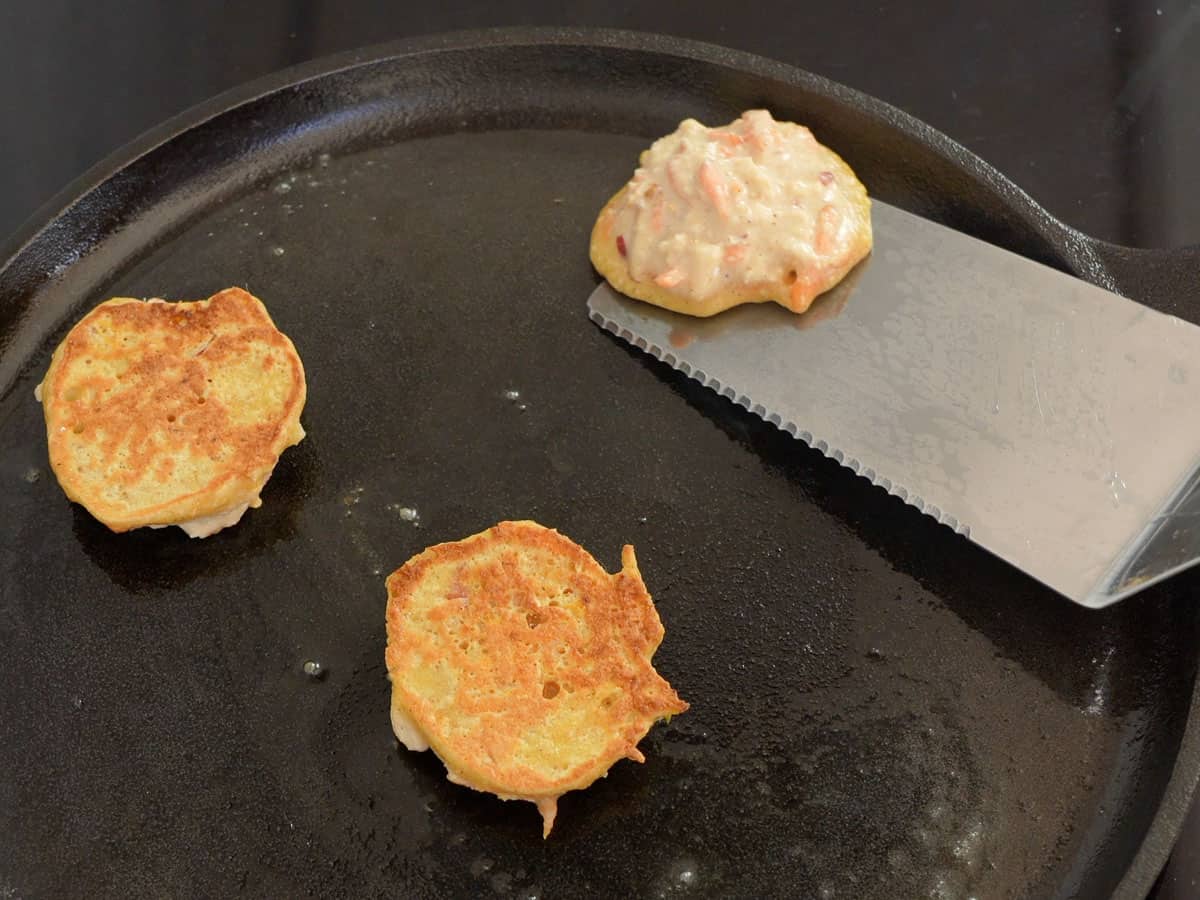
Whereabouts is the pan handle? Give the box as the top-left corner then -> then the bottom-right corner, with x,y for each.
1087,239 -> 1200,319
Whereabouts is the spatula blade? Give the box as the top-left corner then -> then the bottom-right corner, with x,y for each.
588,201 -> 1200,607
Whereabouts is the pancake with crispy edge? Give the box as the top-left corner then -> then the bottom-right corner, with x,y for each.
384,520 -> 688,837
38,287 -> 306,535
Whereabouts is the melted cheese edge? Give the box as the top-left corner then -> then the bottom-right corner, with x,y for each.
170,502 -> 252,538
389,683 -> 560,837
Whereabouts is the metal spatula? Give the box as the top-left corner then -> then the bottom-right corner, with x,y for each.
588,201 -> 1200,608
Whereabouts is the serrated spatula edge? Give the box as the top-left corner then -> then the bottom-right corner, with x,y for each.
588,306 -> 971,538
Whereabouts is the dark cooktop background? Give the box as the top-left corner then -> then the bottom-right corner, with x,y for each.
3,1 -> 1199,896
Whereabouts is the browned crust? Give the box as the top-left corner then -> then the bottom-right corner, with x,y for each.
589,130 -> 873,317
40,287 -> 306,531
384,520 -> 688,807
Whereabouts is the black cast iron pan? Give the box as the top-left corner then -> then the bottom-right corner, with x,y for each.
2,28 -> 1200,899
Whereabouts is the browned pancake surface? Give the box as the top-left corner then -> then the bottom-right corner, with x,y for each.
385,520 -> 688,836
40,287 -> 306,531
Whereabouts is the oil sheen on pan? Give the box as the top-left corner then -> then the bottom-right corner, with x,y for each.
0,33 -> 1197,900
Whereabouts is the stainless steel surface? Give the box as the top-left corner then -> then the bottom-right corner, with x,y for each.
588,201 -> 1200,607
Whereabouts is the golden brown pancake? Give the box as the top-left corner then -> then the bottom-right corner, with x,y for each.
591,109 -> 872,317
384,520 -> 688,837
37,287 -> 306,535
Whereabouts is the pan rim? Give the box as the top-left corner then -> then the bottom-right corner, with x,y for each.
0,26 -> 1114,276
0,26 -> 1195,898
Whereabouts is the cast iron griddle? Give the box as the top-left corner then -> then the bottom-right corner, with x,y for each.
2,29 -> 1200,900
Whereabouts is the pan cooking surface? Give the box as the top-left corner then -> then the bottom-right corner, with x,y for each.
1,35 -> 1198,899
